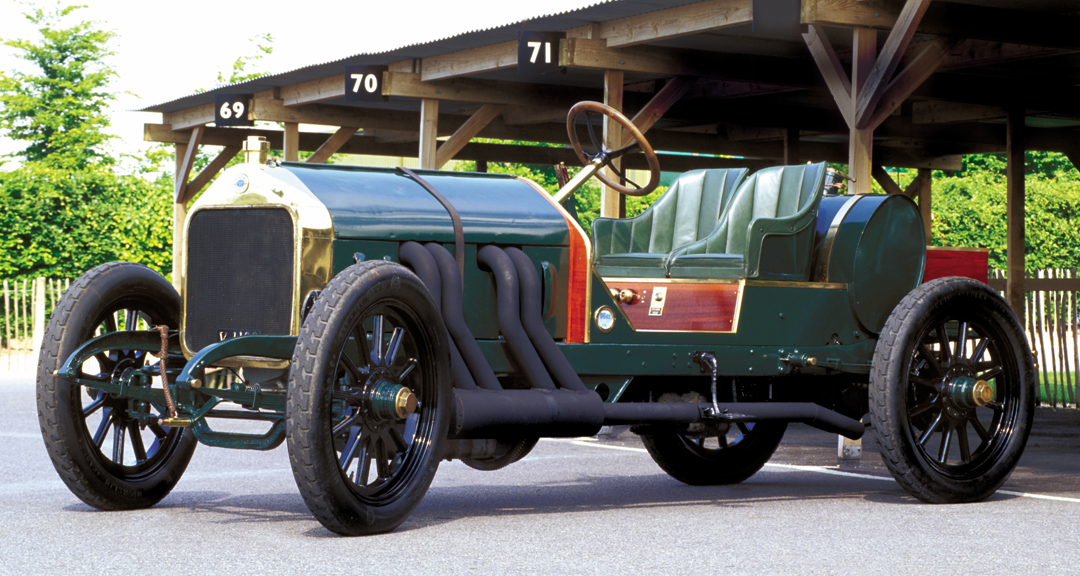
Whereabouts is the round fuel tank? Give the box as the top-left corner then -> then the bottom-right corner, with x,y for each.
811,194 -> 925,335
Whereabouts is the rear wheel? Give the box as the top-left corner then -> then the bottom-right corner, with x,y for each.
871,277 -> 1035,503
287,261 -> 450,535
641,421 -> 786,485
37,262 -> 196,510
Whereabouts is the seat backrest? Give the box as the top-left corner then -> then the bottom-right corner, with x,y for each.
695,163 -> 825,255
593,167 -> 748,257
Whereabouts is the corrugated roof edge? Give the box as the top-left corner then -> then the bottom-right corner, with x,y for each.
139,0 -> 638,113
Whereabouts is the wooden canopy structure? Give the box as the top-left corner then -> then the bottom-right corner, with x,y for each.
143,0 -> 1080,315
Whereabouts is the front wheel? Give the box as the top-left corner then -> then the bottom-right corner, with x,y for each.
37,262 -> 196,510
287,261 -> 451,535
870,277 -> 1035,503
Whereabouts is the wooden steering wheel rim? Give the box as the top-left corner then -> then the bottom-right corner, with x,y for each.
565,101 -> 661,197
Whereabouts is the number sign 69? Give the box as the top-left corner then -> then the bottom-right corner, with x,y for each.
214,94 -> 254,127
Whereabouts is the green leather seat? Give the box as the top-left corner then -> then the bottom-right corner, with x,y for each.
592,168 -> 749,278
666,162 -> 827,281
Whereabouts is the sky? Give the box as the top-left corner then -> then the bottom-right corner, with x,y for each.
0,0 -> 602,166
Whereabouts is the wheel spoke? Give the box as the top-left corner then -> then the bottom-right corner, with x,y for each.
374,438 -> 390,480
970,417 -> 991,442
372,315 -> 385,365
937,425 -> 952,462
92,408 -> 114,448
332,410 -> 362,437
909,375 -> 937,390
352,323 -> 372,371
402,413 -> 418,446
113,421 -> 126,464
918,412 -> 944,446
608,163 -> 641,189
611,140 -> 641,158
970,337 -> 990,363
917,343 -> 944,375
129,421 -> 147,463
340,354 -> 365,383
338,426 -> 362,470
148,421 -> 168,439
909,396 -> 939,418
957,424 -> 971,462
103,313 -> 117,334
396,358 -> 418,382
389,427 -> 409,453
385,327 -> 404,367
125,309 -> 138,332
585,113 -> 601,151
355,443 -> 371,485
935,324 -> 952,366
977,366 -> 1003,382
955,321 -> 968,358
83,395 -> 106,416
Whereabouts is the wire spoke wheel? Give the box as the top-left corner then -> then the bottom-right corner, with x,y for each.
37,262 -> 196,510
288,261 -> 450,536
871,277 -> 1034,503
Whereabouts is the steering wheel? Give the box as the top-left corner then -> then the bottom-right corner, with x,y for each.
566,101 -> 661,196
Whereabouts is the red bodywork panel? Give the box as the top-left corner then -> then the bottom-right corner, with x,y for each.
924,246 -> 989,284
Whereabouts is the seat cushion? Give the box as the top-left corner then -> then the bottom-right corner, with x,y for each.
595,253 -> 668,278
666,253 -> 745,279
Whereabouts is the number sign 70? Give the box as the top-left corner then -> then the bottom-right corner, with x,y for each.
344,66 -> 389,103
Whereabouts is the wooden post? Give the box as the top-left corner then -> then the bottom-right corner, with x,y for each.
602,69 -> 625,218
916,168 -> 932,245
31,277 -> 44,359
3,280 -> 9,350
476,159 -> 488,173
172,143 -> 188,288
1006,107 -> 1026,317
419,99 -> 439,169
849,27 -> 876,195
284,122 -> 300,162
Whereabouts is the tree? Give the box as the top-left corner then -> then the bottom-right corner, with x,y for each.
0,4 -> 116,169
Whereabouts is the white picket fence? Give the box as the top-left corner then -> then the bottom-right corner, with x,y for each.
1,278 -> 69,372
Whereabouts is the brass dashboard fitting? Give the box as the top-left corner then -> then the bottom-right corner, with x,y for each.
618,289 -> 637,304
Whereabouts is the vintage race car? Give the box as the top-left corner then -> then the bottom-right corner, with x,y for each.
38,102 -> 1034,535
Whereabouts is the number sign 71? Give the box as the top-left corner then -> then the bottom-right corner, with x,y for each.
518,31 -> 565,76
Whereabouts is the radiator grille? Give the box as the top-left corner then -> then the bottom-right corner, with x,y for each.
184,207 -> 295,353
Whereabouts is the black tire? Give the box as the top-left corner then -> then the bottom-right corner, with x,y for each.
287,261 -> 451,535
36,262 -> 197,510
870,277 -> 1035,503
641,421 -> 787,485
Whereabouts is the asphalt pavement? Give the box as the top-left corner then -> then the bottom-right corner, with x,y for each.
3,368 -> 1079,575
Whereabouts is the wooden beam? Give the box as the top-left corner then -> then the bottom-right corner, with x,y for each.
181,145 -> 240,204
866,36 -> 957,129
871,164 -> 905,196
383,71 -> 602,109
421,41 -> 518,81
281,74 -> 345,106
600,0 -> 752,48
419,99 -> 439,169
849,27 -> 876,195
284,122 -> 300,162
625,76 -> 695,143
560,38 -> 815,87
602,70 -> 625,219
915,169 -> 932,245
912,101 -> 1005,124
502,105 -> 568,126
174,126 -> 204,201
253,99 -> 418,131
434,104 -> 505,169
854,0 -> 933,129
803,0 -> 1080,50
802,24 -> 853,126
1006,107 -> 1025,317
307,127 -> 359,164
165,103 -> 215,131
